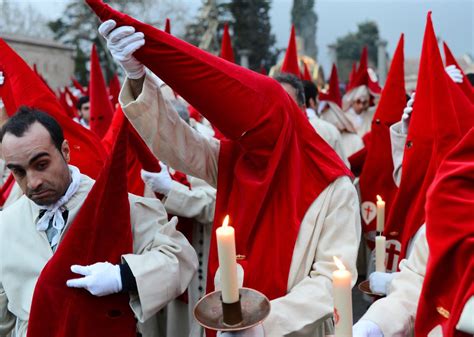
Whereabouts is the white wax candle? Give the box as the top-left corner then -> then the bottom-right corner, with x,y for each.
375,235 -> 386,272
333,257 -> 353,337
376,195 -> 385,232
216,215 -> 239,303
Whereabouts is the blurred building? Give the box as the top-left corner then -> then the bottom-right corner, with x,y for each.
0,33 -> 74,91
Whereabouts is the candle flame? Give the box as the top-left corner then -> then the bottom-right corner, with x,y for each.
333,256 -> 346,271
376,195 -> 383,202
223,215 -> 229,227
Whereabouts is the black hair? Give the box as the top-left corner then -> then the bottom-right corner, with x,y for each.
466,73 -> 474,86
274,73 -> 306,107
76,95 -> 90,110
303,80 -> 319,107
0,106 -> 64,151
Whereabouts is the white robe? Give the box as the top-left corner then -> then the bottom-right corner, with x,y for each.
120,72 -> 361,337
0,174 -> 198,337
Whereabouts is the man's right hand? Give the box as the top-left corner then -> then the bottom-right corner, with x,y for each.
98,19 -> 146,79
401,92 -> 415,135
369,271 -> 398,295
353,320 -> 384,337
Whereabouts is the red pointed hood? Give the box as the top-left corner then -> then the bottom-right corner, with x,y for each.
347,46 -> 382,94
27,103 -> 136,337
86,0 -> 350,306
164,18 -> 171,34
347,62 -> 357,89
358,34 -> 406,249
89,44 -> 115,138
319,63 -> 342,107
58,88 -> 78,119
415,127 -> 474,337
443,41 -> 474,103
220,23 -> 235,63
281,25 -> 300,77
384,13 -> 468,262
71,76 -> 88,96
302,62 -> 312,81
0,38 -> 106,179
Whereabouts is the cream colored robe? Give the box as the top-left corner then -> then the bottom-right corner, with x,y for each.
120,72 -> 361,337
360,228 -> 443,337
309,116 -> 350,168
0,174 -> 198,337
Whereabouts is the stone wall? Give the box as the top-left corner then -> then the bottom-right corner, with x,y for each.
1,33 -> 74,91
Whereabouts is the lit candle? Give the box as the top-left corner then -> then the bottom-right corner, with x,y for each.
375,235 -> 386,272
376,195 -> 385,233
216,215 -> 239,303
333,257 -> 353,337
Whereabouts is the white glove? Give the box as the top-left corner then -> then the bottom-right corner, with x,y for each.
98,19 -> 145,79
141,163 -> 173,195
0,71 -> 4,85
353,320 -> 384,337
401,92 -> 415,135
445,65 -> 463,84
218,324 -> 264,337
369,271 -> 397,295
66,262 -> 122,296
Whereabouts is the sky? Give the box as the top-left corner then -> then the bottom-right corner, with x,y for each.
10,0 -> 474,74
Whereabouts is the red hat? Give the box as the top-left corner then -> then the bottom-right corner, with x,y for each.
319,63 -> 342,107
220,23 -> 235,63
358,34 -> 406,249
71,76 -> 88,96
58,88 -> 78,119
0,38 -> 106,179
64,86 -> 79,110
347,62 -> 357,89
416,127 -> 474,337
384,13 -> 469,264
302,62 -> 312,81
280,25 -> 300,77
443,41 -> 474,103
86,0 -> 350,308
164,18 -> 171,34
108,73 -> 121,107
347,46 -> 382,94
27,105 -> 136,337
89,44 -> 115,138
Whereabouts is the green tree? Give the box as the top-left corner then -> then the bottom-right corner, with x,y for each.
291,0 -> 317,59
49,0 -> 189,84
227,0 -> 277,71
334,21 -> 380,82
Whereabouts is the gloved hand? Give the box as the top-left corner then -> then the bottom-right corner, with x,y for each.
66,262 -> 122,296
401,92 -> 415,135
353,320 -> 384,337
141,163 -> 173,195
98,19 -> 145,79
445,65 -> 463,83
369,271 -> 398,295
218,324 -> 264,337
0,71 -> 4,85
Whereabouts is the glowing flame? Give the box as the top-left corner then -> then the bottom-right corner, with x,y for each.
333,256 -> 346,271
223,215 -> 229,228
376,195 -> 383,203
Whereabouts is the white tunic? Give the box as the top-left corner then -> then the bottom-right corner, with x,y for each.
0,174 -> 198,337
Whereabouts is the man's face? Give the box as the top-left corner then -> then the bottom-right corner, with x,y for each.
351,97 -> 369,114
2,122 -> 71,206
79,102 -> 90,123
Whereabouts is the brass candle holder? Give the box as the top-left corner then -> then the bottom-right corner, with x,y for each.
194,287 -> 271,331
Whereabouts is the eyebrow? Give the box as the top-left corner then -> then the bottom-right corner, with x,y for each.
6,152 -> 50,170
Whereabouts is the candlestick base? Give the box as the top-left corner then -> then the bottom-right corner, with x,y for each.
193,287 -> 271,332
358,280 -> 385,299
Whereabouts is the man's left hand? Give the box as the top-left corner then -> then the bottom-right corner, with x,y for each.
67,262 -> 122,296
445,65 -> 463,83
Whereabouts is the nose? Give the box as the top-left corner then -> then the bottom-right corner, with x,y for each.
27,172 -> 43,191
